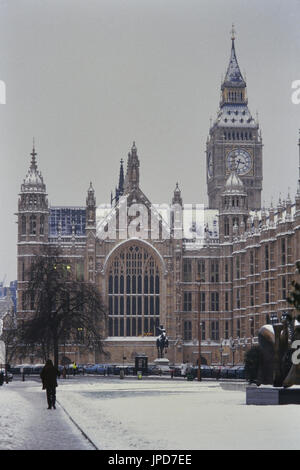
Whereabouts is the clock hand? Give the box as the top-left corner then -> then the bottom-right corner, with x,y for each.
236,158 -> 242,169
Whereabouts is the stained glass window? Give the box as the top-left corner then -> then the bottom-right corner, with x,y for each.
107,244 -> 160,337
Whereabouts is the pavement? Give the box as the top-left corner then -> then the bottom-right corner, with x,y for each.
0,379 -> 94,450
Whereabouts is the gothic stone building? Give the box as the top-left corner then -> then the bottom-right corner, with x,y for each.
17,35 -> 300,366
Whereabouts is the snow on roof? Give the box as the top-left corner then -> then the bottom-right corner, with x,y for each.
215,104 -> 257,128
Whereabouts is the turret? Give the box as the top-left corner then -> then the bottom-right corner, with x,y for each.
171,182 -> 183,240
172,182 -> 183,206
219,167 -> 249,241
86,182 -> 96,227
18,142 -> 48,243
85,182 -> 96,282
17,142 -> 49,322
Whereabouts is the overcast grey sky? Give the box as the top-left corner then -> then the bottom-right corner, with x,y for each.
1,0 -> 300,282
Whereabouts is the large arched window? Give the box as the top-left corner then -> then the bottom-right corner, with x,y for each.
107,244 -> 161,337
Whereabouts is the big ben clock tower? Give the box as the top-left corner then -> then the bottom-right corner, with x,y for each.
207,26 -> 263,210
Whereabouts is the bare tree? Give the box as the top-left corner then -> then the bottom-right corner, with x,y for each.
20,246 -> 107,368
0,311 -> 19,367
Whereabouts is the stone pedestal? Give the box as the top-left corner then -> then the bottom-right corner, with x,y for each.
154,358 -> 170,372
246,386 -> 300,405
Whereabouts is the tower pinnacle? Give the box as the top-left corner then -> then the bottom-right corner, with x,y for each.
231,23 -> 235,42
124,141 -> 140,193
30,138 -> 38,170
21,142 -> 46,192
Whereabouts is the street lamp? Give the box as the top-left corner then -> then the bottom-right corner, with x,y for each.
196,275 -> 202,382
229,337 -> 236,366
77,327 -> 83,364
219,340 -> 224,366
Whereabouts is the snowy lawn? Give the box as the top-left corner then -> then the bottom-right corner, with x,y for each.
55,377 -> 300,450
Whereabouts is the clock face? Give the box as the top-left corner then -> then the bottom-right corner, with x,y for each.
226,148 -> 252,175
208,152 -> 213,178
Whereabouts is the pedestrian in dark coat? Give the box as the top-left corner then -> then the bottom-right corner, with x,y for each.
40,360 -> 60,409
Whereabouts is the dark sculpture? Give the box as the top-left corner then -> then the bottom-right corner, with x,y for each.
246,313 -> 300,388
156,326 -> 169,359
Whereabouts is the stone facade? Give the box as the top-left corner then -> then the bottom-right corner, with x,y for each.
16,36 -> 300,367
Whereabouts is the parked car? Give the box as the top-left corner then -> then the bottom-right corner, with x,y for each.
84,364 -> 95,374
9,366 -> 21,375
225,366 -> 246,380
147,365 -> 158,375
84,364 -> 98,374
8,364 -> 32,375
31,364 -> 45,375
148,365 -> 163,375
227,366 -> 238,379
124,366 -> 135,375
172,367 -> 183,377
236,366 -> 245,379
190,365 -> 213,379
211,366 -> 229,379
113,365 -> 121,375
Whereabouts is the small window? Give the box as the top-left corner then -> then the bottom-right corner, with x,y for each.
211,321 -> 219,341
21,216 -> 26,235
265,245 -> 269,270
236,288 -> 241,309
225,291 -> 230,311
225,320 -> 229,339
29,215 -> 37,235
183,259 -> 192,282
200,292 -> 206,312
282,277 -> 287,300
197,260 -> 205,282
237,318 -> 241,337
265,280 -> 270,304
184,321 -> 192,341
211,292 -> 219,311
183,292 -> 192,312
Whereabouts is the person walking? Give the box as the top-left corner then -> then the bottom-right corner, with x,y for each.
40,360 -> 60,410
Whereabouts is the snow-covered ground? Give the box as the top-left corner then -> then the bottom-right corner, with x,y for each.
1,376 -> 300,450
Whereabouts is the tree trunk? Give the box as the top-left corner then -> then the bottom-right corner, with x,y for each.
53,332 -> 59,369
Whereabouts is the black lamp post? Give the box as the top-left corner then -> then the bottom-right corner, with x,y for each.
196,276 -> 202,382
219,340 -> 224,366
230,338 -> 236,366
